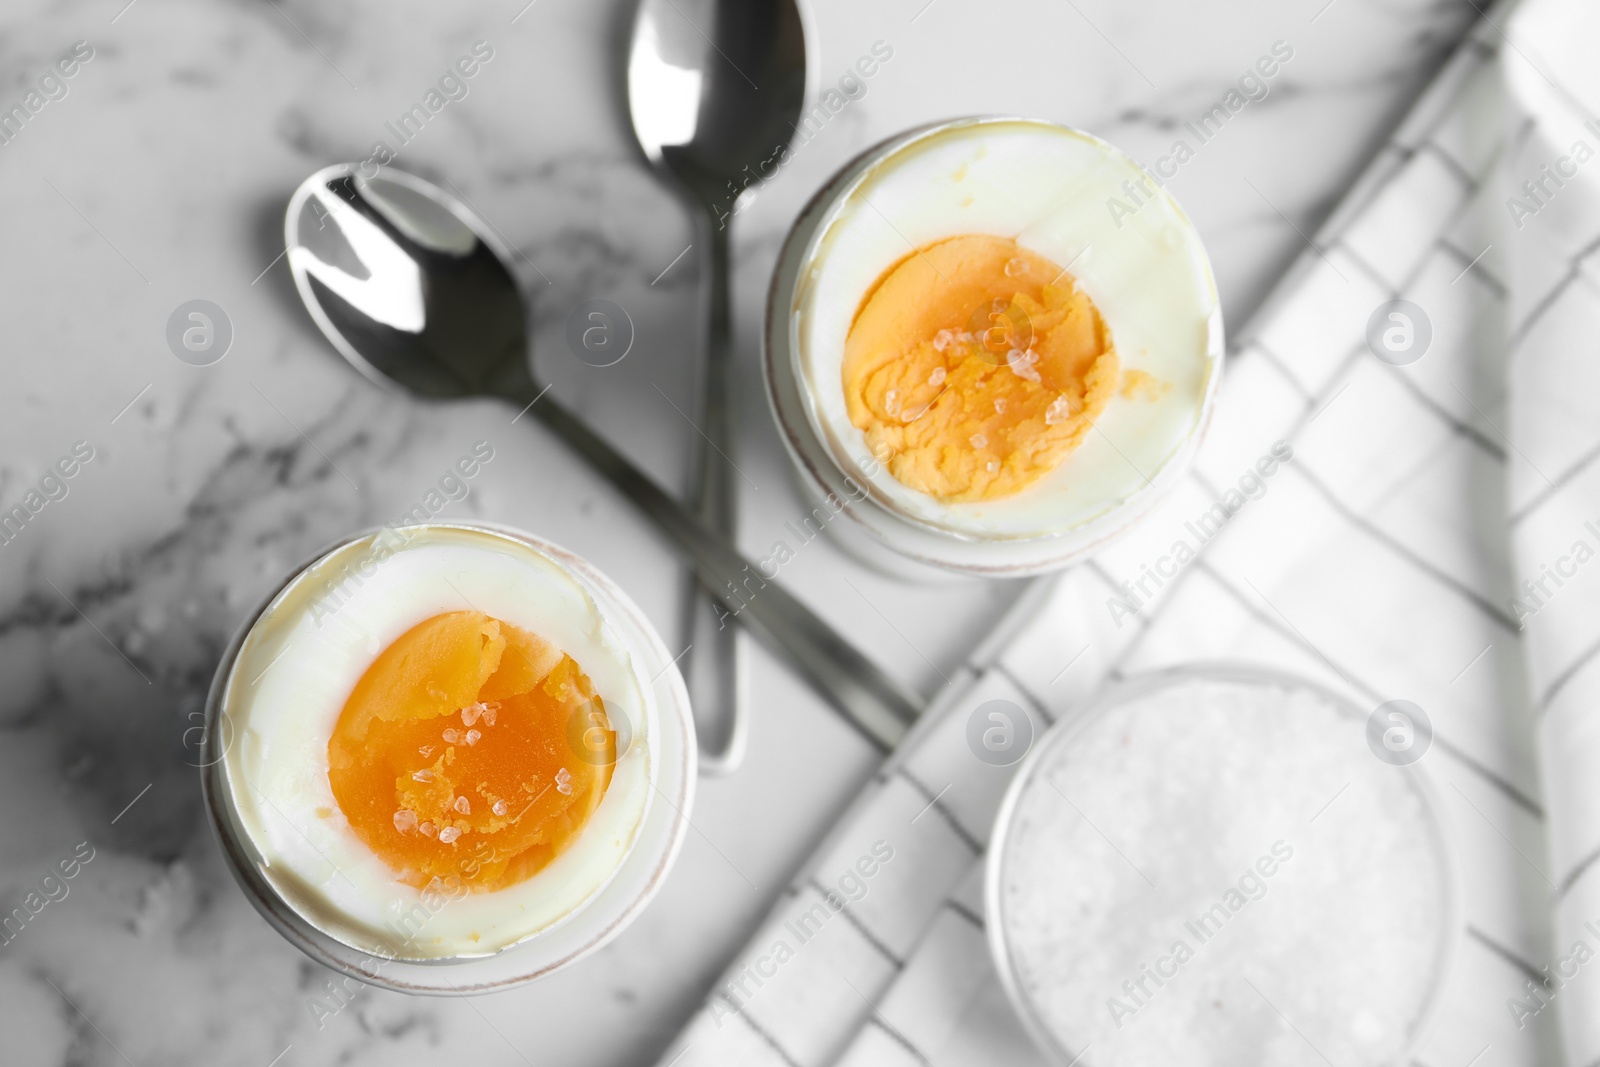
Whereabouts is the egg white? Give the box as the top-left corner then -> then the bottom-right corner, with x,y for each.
221,525 -> 652,959
794,119 -> 1222,539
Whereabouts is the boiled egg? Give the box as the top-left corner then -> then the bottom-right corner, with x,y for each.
220,525 -> 651,959
797,119 -> 1222,540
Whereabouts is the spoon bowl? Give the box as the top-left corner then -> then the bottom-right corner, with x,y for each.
287,166 -> 535,403
629,0 -> 810,214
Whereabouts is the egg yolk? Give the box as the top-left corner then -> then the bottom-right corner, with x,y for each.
327,611 -> 615,893
841,234 -> 1120,502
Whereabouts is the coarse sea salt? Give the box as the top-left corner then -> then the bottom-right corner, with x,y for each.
994,674 -> 1450,1067
1007,348 -> 1041,383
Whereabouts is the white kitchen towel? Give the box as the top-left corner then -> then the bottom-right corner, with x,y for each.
1501,1 -> 1600,1062
657,1 -> 1600,1063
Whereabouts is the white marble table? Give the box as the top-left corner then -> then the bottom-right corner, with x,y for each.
0,1 -> 1477,1063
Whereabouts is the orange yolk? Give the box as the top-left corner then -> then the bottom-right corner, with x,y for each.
842,234 -> 1120,502
328,611 -> 615,893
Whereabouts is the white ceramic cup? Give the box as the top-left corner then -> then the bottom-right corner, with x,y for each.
764,116 -> 1225,581
199,523 -> 695,994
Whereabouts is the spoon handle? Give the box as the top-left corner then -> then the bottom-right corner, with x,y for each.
528,392 -> 919,751
680,219 -> 746,774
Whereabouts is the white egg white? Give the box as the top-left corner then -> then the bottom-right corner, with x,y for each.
795,119 -> 1222,540
221,525 -> 652,959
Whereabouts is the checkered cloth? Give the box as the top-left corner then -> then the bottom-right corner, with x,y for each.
657,1 -> 1600,1062
1501,0 -> 1600,1061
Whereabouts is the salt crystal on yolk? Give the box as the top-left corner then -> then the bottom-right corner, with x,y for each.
842,234 -> 1120,502
327,611 -> 615,893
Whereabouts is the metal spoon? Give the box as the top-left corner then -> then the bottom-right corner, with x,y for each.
282,164 -> 918,754
627,0 -> 810,775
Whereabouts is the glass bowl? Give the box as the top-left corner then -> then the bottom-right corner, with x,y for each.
986,664 -> 1458,1065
